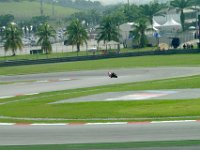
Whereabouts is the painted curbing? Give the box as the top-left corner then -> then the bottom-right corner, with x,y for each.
0,93 -> 39,99
0,120 -> 199,126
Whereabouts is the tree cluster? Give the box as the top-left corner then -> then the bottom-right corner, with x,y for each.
0,14 -> 14,27
56,0 -> 103,10
2,0 -> 200,56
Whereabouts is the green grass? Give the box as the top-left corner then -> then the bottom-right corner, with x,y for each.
0,140 -> 200,150
1,54 -> 200,75
1,75 -> 200,122
0,1 -> 78,20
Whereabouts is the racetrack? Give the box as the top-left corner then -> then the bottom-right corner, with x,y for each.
1,67 -> 200,98
0,67 -> 200,147
0,122 -> 200,146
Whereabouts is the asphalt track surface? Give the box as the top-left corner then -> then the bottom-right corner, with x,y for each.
52,89 -> 200,104
1,67 -> 200,98
0,122 -> 200,146
1,67 -> 200,147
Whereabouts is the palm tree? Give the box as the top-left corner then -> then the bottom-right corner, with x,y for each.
36,23 -> 56,54
87,9 -> 101,26
65,19 -> 88,55
110,9 -> 126,27
123,4 -> 140,22
192,0 -> 200,5
170,0 -> 193,31
3,23 -> 23,56
139,2 -> 166,27
130,19 -> 149,48
97,16 -> 121,50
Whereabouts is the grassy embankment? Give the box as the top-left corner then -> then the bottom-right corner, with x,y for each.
0,1 -> 77,20
1,54 -> 200,122
1,53 -> 200,75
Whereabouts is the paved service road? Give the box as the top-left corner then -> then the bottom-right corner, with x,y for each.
1,67 -> 200,97
0,122 -> 200,145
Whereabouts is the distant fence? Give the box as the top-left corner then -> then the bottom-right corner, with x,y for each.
0,49 -> 200,67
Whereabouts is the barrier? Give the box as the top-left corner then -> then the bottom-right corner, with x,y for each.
0,49 -> 200,67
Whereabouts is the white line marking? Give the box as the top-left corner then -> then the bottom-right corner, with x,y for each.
0,123 -> 15,125
151,120 -> 196,123
24,93 -> 39,96
0,96 -> 14,99
36,80 -> 48,83
0,93 -> 39,100
32,123 -> 67,126
86,122 -> 127,125
59,78 -> 72,81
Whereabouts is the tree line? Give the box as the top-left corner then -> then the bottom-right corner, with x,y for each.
1,0 -> 200,56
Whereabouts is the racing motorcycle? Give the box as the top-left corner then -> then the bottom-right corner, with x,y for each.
108,72 -> 118,78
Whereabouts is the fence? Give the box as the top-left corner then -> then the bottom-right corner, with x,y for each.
1,48 -> 200,67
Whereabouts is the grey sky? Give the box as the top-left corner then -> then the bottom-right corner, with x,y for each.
95,0 -> 154,5
94,0 -> 170,5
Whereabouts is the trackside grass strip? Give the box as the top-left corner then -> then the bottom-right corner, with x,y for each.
1,75 -> 200,122
0,140 -> 200,150
1,54 -> 200,75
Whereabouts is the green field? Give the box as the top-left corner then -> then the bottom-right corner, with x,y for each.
0,53 -> 200,75
0,140 -> 200,150
0,1 -> 78,20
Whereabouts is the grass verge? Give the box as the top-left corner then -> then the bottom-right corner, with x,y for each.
0,140 -> 200,150
0,1 -> 77,20
1,54 -> 200,75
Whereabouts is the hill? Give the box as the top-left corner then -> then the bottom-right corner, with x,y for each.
0,1 -> 78,20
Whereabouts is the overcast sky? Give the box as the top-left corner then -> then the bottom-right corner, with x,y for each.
94,0 -> 169,5
95,0 -> 154,5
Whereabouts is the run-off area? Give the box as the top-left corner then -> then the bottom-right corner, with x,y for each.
51,89 -> 200,104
